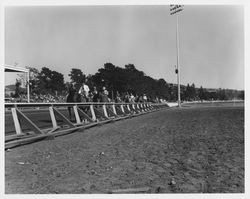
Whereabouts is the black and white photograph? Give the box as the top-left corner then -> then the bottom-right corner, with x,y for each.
2,0 -> 247,197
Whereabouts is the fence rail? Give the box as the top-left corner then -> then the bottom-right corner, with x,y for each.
5,102 -> 170,149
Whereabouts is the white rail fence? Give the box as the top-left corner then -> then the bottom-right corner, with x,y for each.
5,102 -> 169,149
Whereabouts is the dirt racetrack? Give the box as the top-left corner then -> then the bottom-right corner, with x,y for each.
5,105 -> 244,193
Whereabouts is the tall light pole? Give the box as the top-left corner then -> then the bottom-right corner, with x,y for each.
27,70 -> 30,103
170,5 -> 183,107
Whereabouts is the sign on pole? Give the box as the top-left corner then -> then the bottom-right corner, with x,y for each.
170,5 -> 184,15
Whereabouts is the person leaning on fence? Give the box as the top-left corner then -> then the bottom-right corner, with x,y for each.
92,86 -> 100,102
115,91 -> 122,103
100,87 -> 109,102
88,91 -> 94,102
124,92 -> 130,103
134,94 -> 139,103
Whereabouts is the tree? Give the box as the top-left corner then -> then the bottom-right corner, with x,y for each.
86,74 -> 95,90
90,62 -> 173,101
198,86 -> 205,101
68,68 -> 86,90
190,83 -> 196,101
217,88 -> 227,100
38,67 -> 65,94
238,90 -> 244,100
37,67 -> 53,94
185,83 -> 191,101
14,79 -> 21,97
155,79 -> 170,100
104,62 -> 116,71
51,70 -> 65,93
15,66 -> 38,94
28,67 -> 40,94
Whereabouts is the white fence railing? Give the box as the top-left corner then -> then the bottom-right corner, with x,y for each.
5,102 -> 169,149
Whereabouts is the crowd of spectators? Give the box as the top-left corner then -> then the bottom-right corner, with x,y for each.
66,82 -> 164,104
31,94 -> 65,103
5,93 -> 66,103
5,81 -> 165,103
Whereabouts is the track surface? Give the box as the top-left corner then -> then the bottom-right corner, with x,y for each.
5,105 -> 244,193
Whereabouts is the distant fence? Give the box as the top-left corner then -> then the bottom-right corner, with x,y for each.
5,102 -> 170,149
182,100 -> 244,107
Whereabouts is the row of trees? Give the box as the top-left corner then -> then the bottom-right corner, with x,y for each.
14,63 -> 244,101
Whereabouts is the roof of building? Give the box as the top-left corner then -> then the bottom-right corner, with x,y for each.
4,65 -> 29,73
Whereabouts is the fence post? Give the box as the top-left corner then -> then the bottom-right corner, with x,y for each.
103,104 -> 109,118
127,104 -> 131,112
120,104 -> 125,113
49,106 -> 58,129
112,104 -> 117,115
132,104 -> 135,111
136,104 -> 141,112
73,105 -> 81,124
140,104 -> 144,112
11,107 -> 22,134
90,104 -> 96,121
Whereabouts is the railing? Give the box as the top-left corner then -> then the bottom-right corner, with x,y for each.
5,102 -> 169,149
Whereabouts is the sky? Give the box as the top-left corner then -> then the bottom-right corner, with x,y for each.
4,5 -> 244,90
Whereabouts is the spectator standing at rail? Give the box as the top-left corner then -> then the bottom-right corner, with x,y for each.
134,94 -> 139,102
88,91 -> 94,102
115,91 -> 122,103
124,92 -> 130,103
66,84 -> 76,102
138,95 -> 143,102
92,86 -> 100,102
100,87 -> 109,102
78,79 -> 90,102
66,83 -> 76,120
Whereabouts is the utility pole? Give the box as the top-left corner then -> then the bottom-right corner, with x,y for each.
170,5 -> 183,107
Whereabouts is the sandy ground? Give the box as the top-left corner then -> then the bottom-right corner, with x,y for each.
5,105 -> 244,194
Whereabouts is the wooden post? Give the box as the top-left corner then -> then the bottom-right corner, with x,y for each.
112,104 -> 117,115
11,108 -> 22,134
132,104 -> 135,110
90,104 -> 96,121
49,106 -> 58,129
137,104 -> 141,112
140,104 -> 145,112
73,105 -> 81,124
120,104 -> 125,113
103,104 -> 109,118
127,104 -> 131,112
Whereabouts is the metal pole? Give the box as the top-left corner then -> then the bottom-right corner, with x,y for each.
176,14 -> 181,107
27,71 -> 30,103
